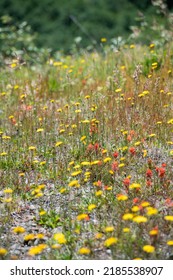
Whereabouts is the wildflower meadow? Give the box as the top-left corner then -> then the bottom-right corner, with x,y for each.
0,41 -> 173,260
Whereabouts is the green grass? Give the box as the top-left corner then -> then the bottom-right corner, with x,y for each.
0,43 -> 173,260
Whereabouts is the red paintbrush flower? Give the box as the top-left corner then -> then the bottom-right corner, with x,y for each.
129,147 -> 136,155
94,142 -> 99,151
87,143 -> 94,151
133,197 -> 139,204
146,180 -> 152,187
111,161 -> 118,171
146,169 -> 152,178
156,167 -> 165,178
113,151 -> 119,158
123,177 -> 130,187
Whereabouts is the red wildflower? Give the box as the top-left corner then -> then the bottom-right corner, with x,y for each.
127,134 -> 132,142
129,130 -> 135,136
123,177 -> 130,187
160,168 -> 165,177
133,197 -> 139,204
146,180 -> 152,187
85,215 -> 90,221
138,204 -> 143,211
10,118 -> 17,125
89,124 -> 98,134
127,130 -> 135,142
156,167 -> 165,178
82,79 -> 86,85
97,180 -> 102,187
165,198 -> 173,207
21,105 -> 32,111
94,142 -> 99,151
111,161 -> 118,171
87,143 -> 94,151
113,151 -> 119,158
129,147 -> 136,155
146,169 -> 152,178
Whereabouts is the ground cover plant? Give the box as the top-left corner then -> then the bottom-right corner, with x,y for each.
0,41 -> 173,260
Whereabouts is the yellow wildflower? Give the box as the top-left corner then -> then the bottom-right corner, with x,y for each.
68,180 -> 80,187
115,88 -> 122,93
53,61 -> 63,66
55,141 -> 63,147
3,188 -> 13,194
3,198 -> 12,203
36,128 -> 44,132
104,237 -> 118,247
24,234 -> 35,241
13,227 -> 25,234
101,37 -> 107,42
131,206 -> 140,212
84,171 -> 91,177
51,244 -> 61,249
78,247 -> 91,255
35,233 -> 44,239
74,164 -> 80,169
167,119 -> 173,124
118,163 -> 125,168
104,226 -> 114,233
123,227 -> 130,233
141,201 -> 150,207
81,161 -> 91,166
134,141 -> 141,146
164,215 -> 173,221
122,213 -> 133,220
53,233 -> 67,244
80,136 -> 86,141
0,248 -> 8,256
95,190 -> 103,196
1,152 -> 7,156
71,170 -> 82,176
77,214 -> 89,221
40,161 -> 46,165
149,229 -> 158,236
146,207 -> 158,216
133,216 -> 148,223
88,204 -> 96,211
91,160 -> 100,165
95,233 -> 103,239
116,194 -> 128,201
103,157 -> 112,163
39,210 -> 46,216
143,245 -> 155,253
28,146 -> 36,150
129,183 -> 141,189
28,246 -> 43,256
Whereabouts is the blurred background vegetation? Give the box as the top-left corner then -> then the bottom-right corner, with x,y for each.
0,0 -> 173,61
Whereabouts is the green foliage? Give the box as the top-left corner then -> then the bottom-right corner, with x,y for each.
1,0 -> 172,53
0,15 -> 51,64
129,1 -> 173,47
0,0 -> 173,60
